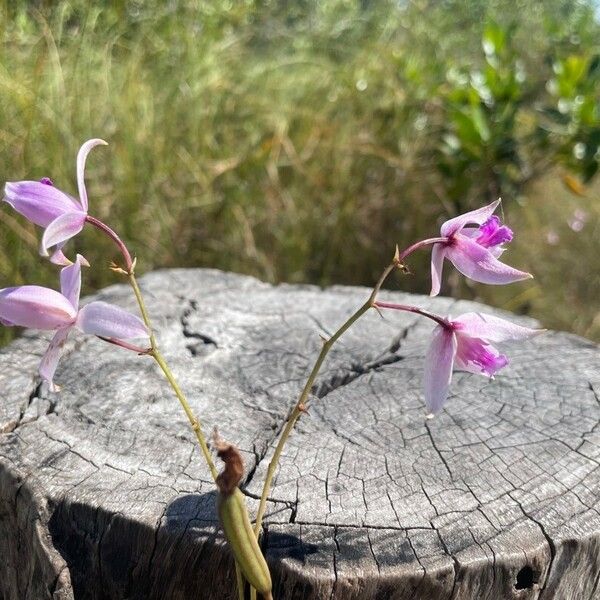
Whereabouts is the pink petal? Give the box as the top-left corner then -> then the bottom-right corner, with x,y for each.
459,227 -> 479,239
76,301 -> 148,339
4,181 -> 81,227
39,327 -> 71,392
440,199 -> 501,238
60,255 -> 87,309
452,312 -> 542,343
0,286 -> 77,330
423,326 -> 457,414
49,246 -> 73,266
40,212 -> 86,257
445,235 -> 532,285
430,244 -> 446,297
487,245 -> 505,258
77,139 -> 107,212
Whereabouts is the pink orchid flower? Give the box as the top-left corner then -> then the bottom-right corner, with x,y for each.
3,139 -> 107,265
430,199 -> 532,296
424,312 -> 540,414
0,256 -> 147,391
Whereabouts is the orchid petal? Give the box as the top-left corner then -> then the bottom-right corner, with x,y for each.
446,235 -> 532,285
41,212 -> 86,257
487,245 -> 505,258
453,312 -> 542,343
460,227 -> 479,237
77,301 -> 147,339
430,244 -> 446,297
4,181 -> 81,227
77,139 -> 107,212
440,199 -> 501,237
39,327 -> 71,392
0,286 -> 76,330
49,246 -> 73,266
60,255 -> 88,309
423,326 -> 457,414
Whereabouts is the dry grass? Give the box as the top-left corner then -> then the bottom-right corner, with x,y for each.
0,1 -> 598,344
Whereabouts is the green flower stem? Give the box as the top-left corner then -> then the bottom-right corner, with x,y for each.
89,217 -> 237,591
128,271 -> 219,482
129,270 -> 248,597
86,217 -> 217,480
252,261 -> 398,538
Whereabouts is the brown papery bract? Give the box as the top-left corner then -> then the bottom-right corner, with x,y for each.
213,428 -> 244,496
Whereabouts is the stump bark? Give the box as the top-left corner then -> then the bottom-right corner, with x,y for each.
0,269 -> 599,600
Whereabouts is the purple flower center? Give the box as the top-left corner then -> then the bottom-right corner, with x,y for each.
475,216 -> 513,248
40,177 -> 54,186
456,335 -> 508,377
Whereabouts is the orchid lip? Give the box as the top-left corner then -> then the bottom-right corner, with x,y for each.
475,216 -> 513,248
455,333 -> 509,376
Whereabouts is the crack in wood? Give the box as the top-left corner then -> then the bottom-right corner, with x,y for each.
180,299 -> 219,356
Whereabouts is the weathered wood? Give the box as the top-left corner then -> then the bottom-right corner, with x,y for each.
0,268 -> 598,599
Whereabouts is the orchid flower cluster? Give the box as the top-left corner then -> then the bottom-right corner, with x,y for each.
2,141 -> 149,391
1,140 -> 541,598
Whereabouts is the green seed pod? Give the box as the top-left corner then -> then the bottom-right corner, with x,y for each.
218,488 -> 273,599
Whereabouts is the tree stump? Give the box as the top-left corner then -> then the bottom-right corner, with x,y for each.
1,269 -> 598,600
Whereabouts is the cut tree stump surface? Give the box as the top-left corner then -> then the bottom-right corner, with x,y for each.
1,269 -> 599,600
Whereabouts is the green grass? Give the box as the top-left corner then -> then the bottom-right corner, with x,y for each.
0,0 -> 599,344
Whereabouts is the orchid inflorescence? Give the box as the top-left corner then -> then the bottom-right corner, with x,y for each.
1,140 -> 542,597
2,141 -> 149,392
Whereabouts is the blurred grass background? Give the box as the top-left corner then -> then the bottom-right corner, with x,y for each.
0,0 -> 599,344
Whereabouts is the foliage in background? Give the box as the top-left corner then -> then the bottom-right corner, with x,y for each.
0,0 -> 599,345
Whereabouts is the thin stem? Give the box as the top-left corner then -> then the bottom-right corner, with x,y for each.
397,237 -> 448,262
128,272 -> 219,482
374,301 -> 452,329
151,343 -> 219,481
85,215 -> 134,273
252,262 -> 397,537
90,215 -> 218,482
128,273 -> 158,348
252,234 -> 444,536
